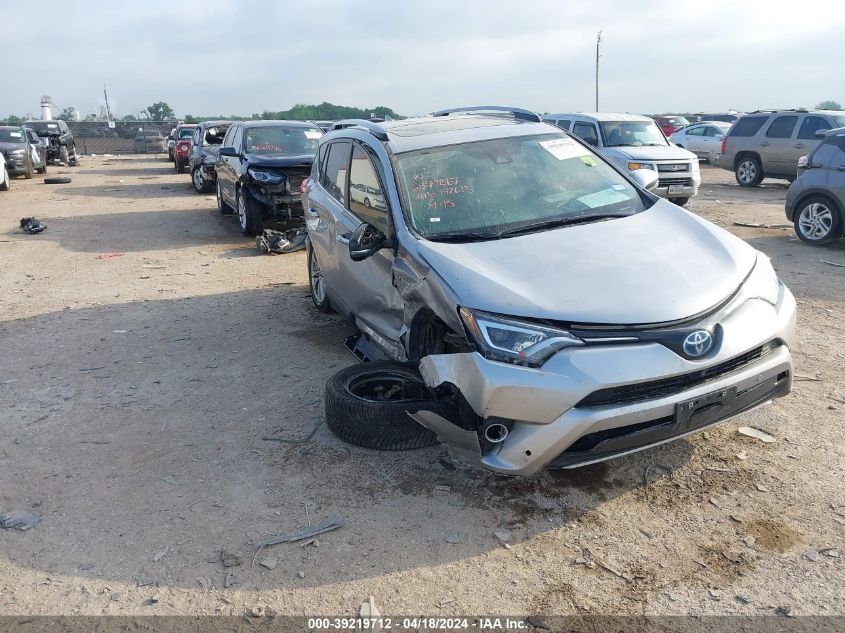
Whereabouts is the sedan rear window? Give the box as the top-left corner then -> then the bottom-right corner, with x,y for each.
730,116 -> 767,137
0,129 -> 25,142
244,126 -> 322,155
394,134 -> 648,239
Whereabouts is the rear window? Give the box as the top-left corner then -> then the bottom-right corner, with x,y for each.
730,116 -> 768,137
766,116 -> 798,138
243,126 -> 322,155
0,129 -> 25,142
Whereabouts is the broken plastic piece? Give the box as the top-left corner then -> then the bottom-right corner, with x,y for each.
256,228 -> 307,255
256,515 -> 345,546
0,510 -> 41,530
19,217 -> 46,234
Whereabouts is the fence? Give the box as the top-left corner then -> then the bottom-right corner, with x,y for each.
66,121 -> 175,155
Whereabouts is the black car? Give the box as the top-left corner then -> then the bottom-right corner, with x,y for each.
24,119 -> 79,165
0,126 -> 37,178
215,120 -> 323,235
188,120 -> 233,193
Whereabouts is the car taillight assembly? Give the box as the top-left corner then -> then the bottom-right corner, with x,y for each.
797,155 -> 808,168
720,136 -> 727,155
300,177 -> 309,194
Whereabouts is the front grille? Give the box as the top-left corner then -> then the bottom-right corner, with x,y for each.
658,176 -> 693,187
576,341 -> 782,408
657,163 -> 690,172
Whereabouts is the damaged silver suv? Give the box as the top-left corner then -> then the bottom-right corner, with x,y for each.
304,107 -> 796,476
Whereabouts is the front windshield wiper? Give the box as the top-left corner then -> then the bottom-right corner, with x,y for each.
425,231 -> 502,243
494,213 -> 634,237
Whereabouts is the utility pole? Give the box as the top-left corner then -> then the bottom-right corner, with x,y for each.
595,30 -> 602,111
103,84 -> 113,121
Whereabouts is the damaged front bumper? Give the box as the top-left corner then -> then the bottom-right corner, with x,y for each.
412,286 -> 796,476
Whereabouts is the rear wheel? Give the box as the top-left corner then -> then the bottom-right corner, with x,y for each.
308,247 -> 333,313
324,361 -> 440,450
735,156 -> 763,187
191,167 -> 210,193
794,196 -> 842,245
237,190 -> 264,236
175,159 -> 185,174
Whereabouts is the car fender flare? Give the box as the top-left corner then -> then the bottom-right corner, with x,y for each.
733,151 -> 761,171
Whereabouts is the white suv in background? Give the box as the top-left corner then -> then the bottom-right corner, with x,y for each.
544,112 -> 700,206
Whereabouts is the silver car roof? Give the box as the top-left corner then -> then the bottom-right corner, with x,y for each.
544,112 -> 654,123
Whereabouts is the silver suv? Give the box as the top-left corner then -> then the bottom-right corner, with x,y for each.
719,109 -> 845,186
543,113 -> 700,206
303,106 -> 795,475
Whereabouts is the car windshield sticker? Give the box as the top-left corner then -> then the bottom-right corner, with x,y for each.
10,131 -> 22,138
539,137 -> 590,161
304,130 -> 322,140
47,123 -> 58,128
579,155 -> 598,167
612,184 -> 627,191
577,188 -> 631,209
430,217 -> 441,222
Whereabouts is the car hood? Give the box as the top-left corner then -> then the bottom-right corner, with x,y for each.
414,199 -> 756,325
602,144 -> 697,162
244,153 -> 313,168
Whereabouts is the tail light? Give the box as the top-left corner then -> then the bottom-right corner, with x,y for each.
300,177 -> 309,194
797,155 -> 808,168
720,136 -> 727,155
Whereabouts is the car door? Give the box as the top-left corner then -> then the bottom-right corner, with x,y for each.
25,129 -> 45,166
334,143 -> 405,346
761,115 -> 799,175
308,140 -> 353,314
821,135 -> 845,206
682,126 -> 704,156
219,124 -> 240,203
795,115 -> 832,161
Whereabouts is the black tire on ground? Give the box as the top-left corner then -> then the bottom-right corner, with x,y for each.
793,195 -> 843,246
0,167 -> 10,191
237,190 -> 264,236
669,197 -> 690,207
324,361 -> 442,450
24,159 -> 33,179
175,159 -> 186,174
217,181 -> 233,215
43,176 -> 71,185
59,146 -> 69,165
308,247 -> 333,313
735,155 -> 763,187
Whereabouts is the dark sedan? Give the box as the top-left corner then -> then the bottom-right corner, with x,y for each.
0,126 -> 37,178
215,120 -> 322,235
188,120 -> 233,193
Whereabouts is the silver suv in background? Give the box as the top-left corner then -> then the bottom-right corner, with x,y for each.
718,109 -> 845,187
544,113 -> 700,206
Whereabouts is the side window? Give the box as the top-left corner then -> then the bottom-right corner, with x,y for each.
321,141 -> 352,205
313,143 -> 329,179
573,122 -> 599,146
349,145 -> 389,231
730,116 -> 768,137
193,128 -> 201,145
703,127 -> 720,137
231,126 -> 243,151
686,127 -> 704,136
766,116 -> 798,138
222,126 -> 234,147
559,119 -> 572,129
797,116 -> 831,140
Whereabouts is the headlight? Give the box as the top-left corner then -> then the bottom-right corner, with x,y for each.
10,148 -> 25,156
627,162 -> 655,171
737,255 -> 780,306
248,168 -> 283,184
459,307 -> 584,367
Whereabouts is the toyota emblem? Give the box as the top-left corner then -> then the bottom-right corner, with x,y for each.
683,330 -> 713,358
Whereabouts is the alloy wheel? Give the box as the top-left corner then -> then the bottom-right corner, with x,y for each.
192,168 -> 204,191
237,194 -> 247,231
310,250 -> 326,304
798,202 -> 833,240
737,160 -> 756,184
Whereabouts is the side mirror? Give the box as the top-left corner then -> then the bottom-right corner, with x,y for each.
815,129 -> 830,138
349,222 -> 394,261
630,168 -> 659,192
219,146 -> 239,158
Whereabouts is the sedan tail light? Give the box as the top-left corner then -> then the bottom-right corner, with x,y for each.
720,136 -> 727,155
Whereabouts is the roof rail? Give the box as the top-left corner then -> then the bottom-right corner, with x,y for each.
431,106 -> 542,123
749,108 -> 809,114
331,119 -> 389,141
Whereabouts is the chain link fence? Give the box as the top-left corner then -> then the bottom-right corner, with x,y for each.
65,121 -> 176,155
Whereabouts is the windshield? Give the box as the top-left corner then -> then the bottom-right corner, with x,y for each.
832,115 -> 845,128
25,122 -> 60,135
204,125 -> 229,145
601,121 -> 667,147
244,126 -> 322,155
178,128 -> 195,139
0,128 -> 25,143
394,133 -> 648,239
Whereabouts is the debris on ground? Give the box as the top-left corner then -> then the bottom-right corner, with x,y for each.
444,529 -> 462,544
247,606 -> 265,618
219,549 -> 242,568
733,221 -> 792,229
256,228 -> 307,255
256,515 -> 345,546
259,556 -> 277,570
96,253 -> 124,259
492,528 -> 513,545
223,573 -> 237,588
737,426 -> 777,443
0,510 -> 41,530
360,596 -> 381,621
820,259 -> 845,268
153,547 -> 169,562
19,217 -> 46,234
196,576 -> 212,591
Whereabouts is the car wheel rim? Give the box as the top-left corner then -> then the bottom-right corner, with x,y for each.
310,251 -> 326,303
738,161 -> 756,183
238,195 -> 247,230
345,371 -> 428,403
798,202 -> 833,240
216,183 -> 222,208
193,169 -> 203,190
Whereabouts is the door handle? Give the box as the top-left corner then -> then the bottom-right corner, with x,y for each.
836,165 -> 845,171
759,142 -> 770,147
793,144 -> 805,149
306,208 -> 320,218
336,234 -> 350,244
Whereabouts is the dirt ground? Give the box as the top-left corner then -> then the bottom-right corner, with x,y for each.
0,158 -> 843,618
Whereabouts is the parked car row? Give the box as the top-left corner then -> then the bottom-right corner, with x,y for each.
0,125 -> 49,187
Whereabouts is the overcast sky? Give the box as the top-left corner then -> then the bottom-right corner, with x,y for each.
2,0 -> 843,119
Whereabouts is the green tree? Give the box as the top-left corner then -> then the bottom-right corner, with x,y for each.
5,114 -> 23,125
816,100 -> 843,111
183,114 -> 199,123
57,106 -> 77,121
146,101 -> 175,121
121,114 -> 138,122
